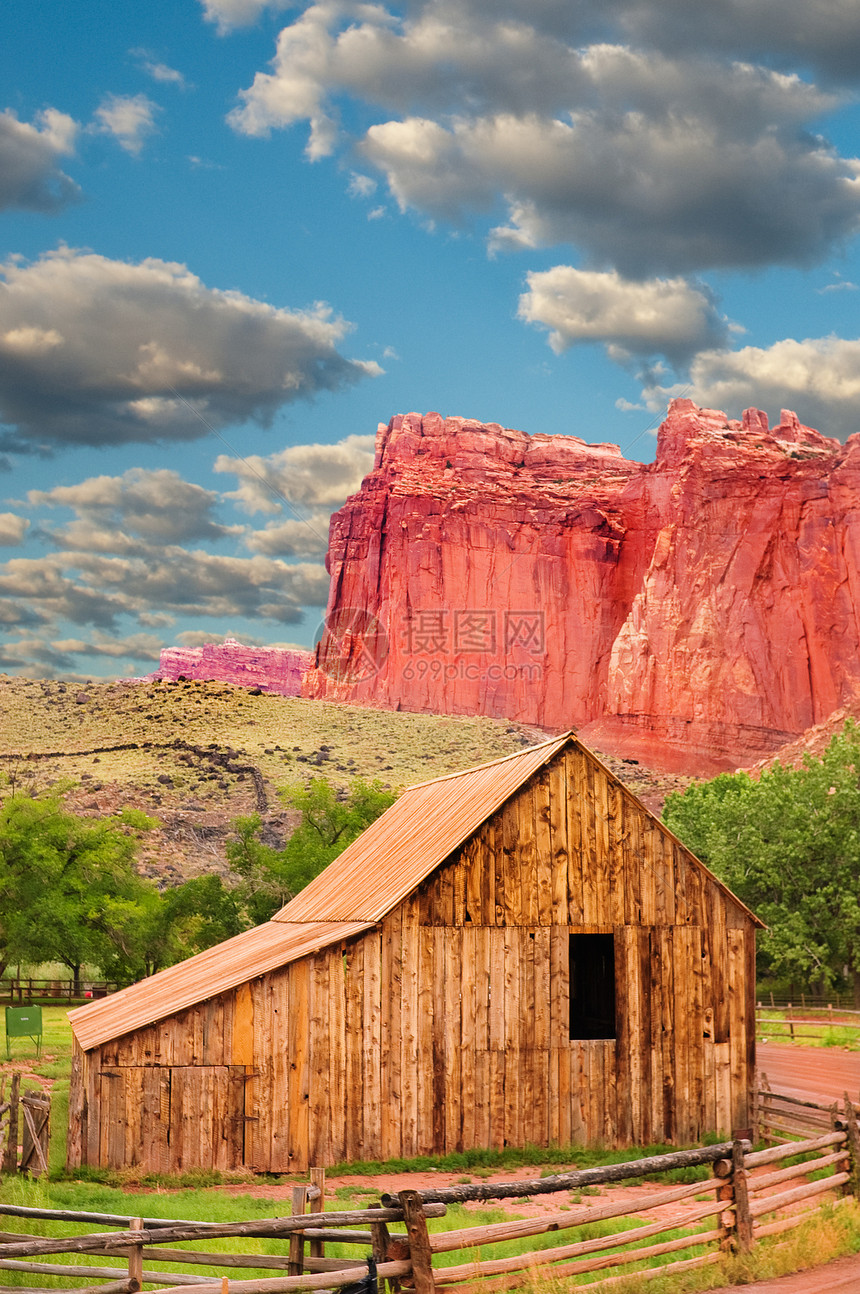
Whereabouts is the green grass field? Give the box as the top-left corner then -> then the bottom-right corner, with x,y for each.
3,1006 -> 859,1294
756,1008 -> 860,1050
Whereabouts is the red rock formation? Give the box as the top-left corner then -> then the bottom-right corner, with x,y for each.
155,638 -> 313,696
303,401 -> 860,774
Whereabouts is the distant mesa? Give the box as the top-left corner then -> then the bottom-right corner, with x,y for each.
304,400 -> 860,776
153,639 -> 314,697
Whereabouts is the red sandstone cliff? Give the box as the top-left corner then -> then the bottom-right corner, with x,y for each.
156,638 -> 313,695
303,401 -> 860,774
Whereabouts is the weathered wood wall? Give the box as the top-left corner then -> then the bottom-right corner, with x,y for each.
68,745 -> 756,1172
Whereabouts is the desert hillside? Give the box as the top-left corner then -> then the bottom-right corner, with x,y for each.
1,675 -> 688,884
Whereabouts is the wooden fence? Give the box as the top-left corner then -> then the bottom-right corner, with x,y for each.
0,1077 -> 50,1176
1,980 -> 125,1005
1,1112 -> 858,1294
756,1003 -> 860,1044
759,991 -> 857,1010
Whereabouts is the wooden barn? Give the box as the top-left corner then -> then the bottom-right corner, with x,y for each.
67,733 -> 761,1173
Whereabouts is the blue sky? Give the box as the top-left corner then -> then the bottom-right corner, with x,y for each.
1,0 -> 859,679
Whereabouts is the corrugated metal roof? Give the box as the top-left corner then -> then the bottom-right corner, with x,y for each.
68,919 -> 372,1050
275,733 -> 572,924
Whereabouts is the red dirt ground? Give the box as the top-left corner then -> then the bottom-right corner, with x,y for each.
757,1044 -> 860,1105
707,1250 -> 860,1292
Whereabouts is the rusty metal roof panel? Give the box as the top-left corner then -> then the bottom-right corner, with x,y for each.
275,733 -> 573,924
68,919 -> 372,1050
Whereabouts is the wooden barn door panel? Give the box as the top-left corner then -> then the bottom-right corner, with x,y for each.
98,1068 -> 169,1171
169,1066 -> 244,1171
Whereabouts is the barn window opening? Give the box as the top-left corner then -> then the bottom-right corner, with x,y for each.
569,934 -> 616,1040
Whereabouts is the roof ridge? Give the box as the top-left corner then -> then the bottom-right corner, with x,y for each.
404,730 -> 573,790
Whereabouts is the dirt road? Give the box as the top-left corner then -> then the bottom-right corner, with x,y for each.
758,1044 -> 860,1104
708,1251 -> 860,1292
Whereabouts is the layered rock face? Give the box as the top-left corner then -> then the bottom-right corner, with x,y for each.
303,401 -> 860,774
155,639 -> 314,696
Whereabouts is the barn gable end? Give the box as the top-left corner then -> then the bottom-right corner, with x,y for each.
67,734 -> 759,1173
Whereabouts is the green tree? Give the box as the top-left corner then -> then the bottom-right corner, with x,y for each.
663,722 -> 860,1001
96,874 -> 247,981
0,791 -> 158,989
227,777 -> 397,923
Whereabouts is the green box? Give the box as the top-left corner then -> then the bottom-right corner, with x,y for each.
5,1005 -> 43,1058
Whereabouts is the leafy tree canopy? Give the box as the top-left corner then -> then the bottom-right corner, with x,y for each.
663,721 -> 860,998
0,791 -> 157,984
0,775 -> 396,985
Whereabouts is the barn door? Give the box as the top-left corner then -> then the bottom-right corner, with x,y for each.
168,1066 -> 246,1171
98,1067 -> 170,1171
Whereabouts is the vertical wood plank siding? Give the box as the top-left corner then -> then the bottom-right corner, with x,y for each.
72,746 -> 756,1171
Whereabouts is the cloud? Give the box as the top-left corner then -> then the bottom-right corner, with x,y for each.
200,0 -> 292,33
396,0 -> 860,85
229,6 -> 860,274
607,0 -> 860,85
29,468 -> 237,546
817,276 -> 858,294
348,172 -> 377,199
0,248 -> 379,450
0,631 -> 164,677
0,439 -> 389,669
130,49 -> 189,89
0,107 -> 79,213
243,512 -> 333,557
641,335 -> 860,440
366,108 -> 860,275
0,548 -> 330,633
519,267 -> 729,363
91,93 -> 161,155
0,513 -> 29,545
214,433 -> 376,513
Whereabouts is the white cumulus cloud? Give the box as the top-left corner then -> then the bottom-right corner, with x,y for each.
642,335 -> 860,440
519,267 -> 729,363
227,3 -> 860,274
91,93 -> 161,155
0,107 -> 79,212
215,433 -> 377,513
200,0 -> 292,33
0,248 -> 379,450
0,513 -> 29,546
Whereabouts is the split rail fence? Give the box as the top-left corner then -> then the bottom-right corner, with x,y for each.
2,1103 -> 859,1294
756,1003 -> 860,1044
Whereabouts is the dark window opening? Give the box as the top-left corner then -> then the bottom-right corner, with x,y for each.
569,933 -> 616,1040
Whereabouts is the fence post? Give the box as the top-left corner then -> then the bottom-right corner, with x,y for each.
398,1189 -> 435,1294
309,1166 -> 325,1262
371,1202 -> 405,1294
127,1216 -> 143,1292
787,1005 -> 794,1042
758,1071 -> 771,1144
831,1102 -> 851,1197
2,1073 -> 20,1174
844,1094 -> 860,1199
732,1139 -> 753,1252
713,1154 -> 735,1251
289,1183 -> 309,1277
